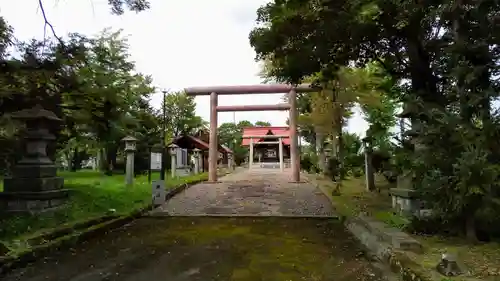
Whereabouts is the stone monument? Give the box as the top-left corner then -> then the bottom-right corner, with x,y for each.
0,105 -> 68,213
390,104 -> 431,218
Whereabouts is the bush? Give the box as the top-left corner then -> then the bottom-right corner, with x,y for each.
300,154 -> 314,172
352,167 -> 363,178
326,157 -> 340,181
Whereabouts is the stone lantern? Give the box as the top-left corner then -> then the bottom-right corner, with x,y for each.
192,148 -> 201,174
362,136 -> 375,191
168,143 -> 179,178
227,152 -> 234,170
0,105 -> 68,212
121,136 -> 137,186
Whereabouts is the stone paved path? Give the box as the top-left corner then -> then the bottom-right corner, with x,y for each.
149,167 -> 335,217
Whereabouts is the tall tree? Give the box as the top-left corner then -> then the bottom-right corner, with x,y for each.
163,91 -> 206,138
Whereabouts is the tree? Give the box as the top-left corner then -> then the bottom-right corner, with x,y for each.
255,121 -> 272,127
0,23 -> 158,175
249,0 -> 500,240
218,120 -> 255,165
163,91 -> 206,139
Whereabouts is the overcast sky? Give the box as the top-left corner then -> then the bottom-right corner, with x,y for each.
1,0 -> 369,136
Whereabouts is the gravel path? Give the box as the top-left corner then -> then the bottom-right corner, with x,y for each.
149,167 -> 335,217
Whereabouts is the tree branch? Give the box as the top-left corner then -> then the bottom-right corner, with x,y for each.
38,0 -> 64,47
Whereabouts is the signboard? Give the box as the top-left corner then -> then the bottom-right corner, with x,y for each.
152,180 -> 166,206
150,152 -> 162,171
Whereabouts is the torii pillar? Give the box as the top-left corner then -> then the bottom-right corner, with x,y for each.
184,84 -> 317,183
288,88 -> 300,181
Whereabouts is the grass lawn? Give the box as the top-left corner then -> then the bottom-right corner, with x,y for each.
0,170 -> 209,247
310,173 -> 500,280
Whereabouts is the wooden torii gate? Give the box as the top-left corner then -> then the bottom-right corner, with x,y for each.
184,84 -> 316,183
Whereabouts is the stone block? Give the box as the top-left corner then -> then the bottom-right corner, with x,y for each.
436,253 -> 468,276
390,188 -> 432,218
12,164 -> 57,178
0,189 -> 69,213
3,176 -> 64,192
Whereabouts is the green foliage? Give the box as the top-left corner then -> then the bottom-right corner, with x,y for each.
163,91 -> 206,138
326,157 -> 341,181
107,0 -> 151,15
0,26 -> 163,176
254,121 -> 271,127
249,0 -> 500,240
300,154 -> 315,173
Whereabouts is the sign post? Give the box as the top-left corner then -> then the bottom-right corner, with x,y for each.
152,180 -> 166,206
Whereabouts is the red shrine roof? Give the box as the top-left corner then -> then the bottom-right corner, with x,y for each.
241,126 -> 290,146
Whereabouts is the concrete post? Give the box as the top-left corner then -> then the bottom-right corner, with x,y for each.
279,137 -> 284,172
209,92 -> 218,182
289,88 -> 300,182
122,136 -> 137,186
249,137 -> 254,169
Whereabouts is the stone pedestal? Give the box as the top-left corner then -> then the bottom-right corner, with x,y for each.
390,173 -> 432,218
0,105 -> 69,213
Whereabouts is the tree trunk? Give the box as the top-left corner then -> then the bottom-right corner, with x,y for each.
70,147 -> 80,172
316,130 -> 326,173
465,212 -> 477,242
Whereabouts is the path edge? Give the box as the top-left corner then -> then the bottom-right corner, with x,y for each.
0,178 -> 207,276
303,173 -> 437,281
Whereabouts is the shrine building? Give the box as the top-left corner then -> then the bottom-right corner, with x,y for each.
241,126 -> 290,167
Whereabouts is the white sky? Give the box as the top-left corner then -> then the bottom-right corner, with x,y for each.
0,0 -> 368,137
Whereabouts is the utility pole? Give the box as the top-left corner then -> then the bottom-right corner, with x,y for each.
160,89 -> 168,180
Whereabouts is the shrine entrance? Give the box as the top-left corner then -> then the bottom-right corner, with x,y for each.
184,84 -> 316,183
241,126 -> 291,170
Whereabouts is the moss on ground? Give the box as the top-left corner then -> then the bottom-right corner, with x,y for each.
2,217 -> 385,281
155,218 -> 338,280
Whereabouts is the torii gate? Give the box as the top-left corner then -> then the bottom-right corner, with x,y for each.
184,84 -> 316,183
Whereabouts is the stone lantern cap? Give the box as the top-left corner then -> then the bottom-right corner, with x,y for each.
168,143 -> 179,154
122,136 -> 138,152
121,136 -> 138,142
10,104 -> 61,122
193,148 -> 201,152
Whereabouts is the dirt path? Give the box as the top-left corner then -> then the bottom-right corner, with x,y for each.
4,217 -> 384,281
150,168 -> 335,216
